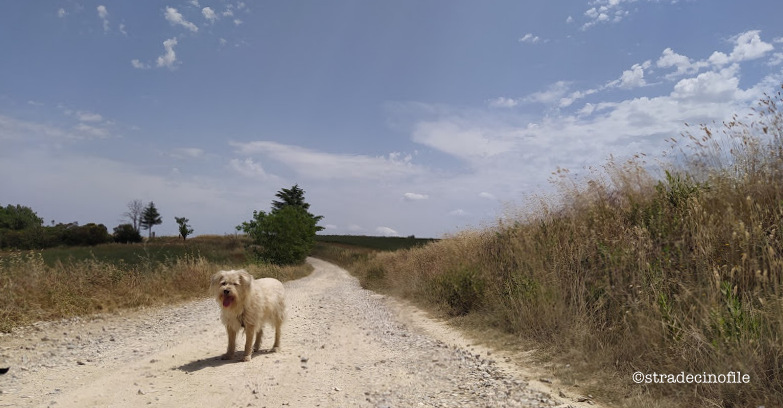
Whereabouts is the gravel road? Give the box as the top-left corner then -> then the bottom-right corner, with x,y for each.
0,258 -> 592,407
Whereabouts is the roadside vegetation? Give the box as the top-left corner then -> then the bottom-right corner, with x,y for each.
0,184 -> 324,333
314,89 -> 783,407
0,235 -> 312,332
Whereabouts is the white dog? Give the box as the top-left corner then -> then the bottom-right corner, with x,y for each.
210,269 -> 285,362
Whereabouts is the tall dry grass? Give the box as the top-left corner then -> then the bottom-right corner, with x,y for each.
327,88 -> 783,407
0,242 -> 311,333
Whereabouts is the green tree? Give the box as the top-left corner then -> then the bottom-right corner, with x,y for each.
271,184 -> 324,231
0,204 -> 43,230
113,223 -> 142,243
238,185 -> 323,265
175,216 -> 194,240
140,202 -> 162,239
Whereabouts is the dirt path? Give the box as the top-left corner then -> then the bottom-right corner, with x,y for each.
0,258 -> 594,407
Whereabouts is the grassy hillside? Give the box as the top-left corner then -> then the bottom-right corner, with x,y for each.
322,89 -> 783,407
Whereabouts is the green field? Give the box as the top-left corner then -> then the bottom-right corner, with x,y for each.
315,234 -> 437,251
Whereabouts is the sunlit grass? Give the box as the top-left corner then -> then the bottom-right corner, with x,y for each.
319,88 -> 783,407
0,236 -> 311,332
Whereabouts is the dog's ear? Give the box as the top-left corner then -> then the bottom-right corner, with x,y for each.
209,271 -> 224,290
239,270 -> 254,287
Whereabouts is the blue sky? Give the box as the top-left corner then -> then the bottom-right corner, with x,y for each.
2,1 -> 783,238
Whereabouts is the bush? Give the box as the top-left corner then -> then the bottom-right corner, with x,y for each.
113,224 -> 142,244
436,265 -> 485,316
239,206 -> 319,265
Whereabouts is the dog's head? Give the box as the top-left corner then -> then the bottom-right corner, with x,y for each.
210,269 -> 253,309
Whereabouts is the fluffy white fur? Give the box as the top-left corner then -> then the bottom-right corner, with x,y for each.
209,269 -> 285,362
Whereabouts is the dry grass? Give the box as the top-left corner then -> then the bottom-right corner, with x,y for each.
320,88 -> 783,407
0,240 -> 312,333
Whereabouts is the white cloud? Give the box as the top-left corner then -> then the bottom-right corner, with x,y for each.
488,97 -> 519,108
579,0 -> 683,30
525,81 -> 571,105
519,33 -> 540,44
449,209 -> 468,217
656,48 -> 707,79
403,192 -> 429,201
57,8 -> 67,18
73,123 -> 110,139
97,5 -> 109,32
709,30 -> 774,66
559,88 -> 598,108
608,60 -> 652,89
172,147 -> 204,159
230,158 -> 269,179
670,65 -> 752,103
0,115 -> 68,142
412,120 -> 518,161
165,7 -> 198,32
119,23 -> 127,36
76,111 -> 103,122
131,59 -> 151,70
479,192 -> 496,200
231,141 -> 425,180
769,53 -> 783,67
233,19 -> 243,26
202,7 -> 218,23
375,226 -> 400,237
156,38 -> 179,69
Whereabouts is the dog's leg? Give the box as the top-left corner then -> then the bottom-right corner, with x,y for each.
223,327 -> 237,360
254,327 -> 263,351
242,324 -> 255,362
272,320 -> 281,351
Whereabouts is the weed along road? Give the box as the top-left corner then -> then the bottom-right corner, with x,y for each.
0,258 -> 590,407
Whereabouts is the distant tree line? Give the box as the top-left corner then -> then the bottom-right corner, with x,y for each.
0,204 -> 115,249
0,201 -> 194,249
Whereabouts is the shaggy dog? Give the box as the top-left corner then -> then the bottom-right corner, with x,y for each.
210,269 -> 285,362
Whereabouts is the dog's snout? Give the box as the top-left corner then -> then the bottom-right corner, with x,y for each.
224,289 -> 230,295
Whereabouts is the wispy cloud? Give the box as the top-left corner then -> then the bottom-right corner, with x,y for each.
403,192 -> 429,201
171,147 -> 205,159
131,59 -> 151,70
488,97 -> 519,108
230,158 -> 270,179
97,5 -> 109,32
231,141 -> 426,180
164,7 -> 198,32
76,111 -> 103,122
518,33 -> 541,44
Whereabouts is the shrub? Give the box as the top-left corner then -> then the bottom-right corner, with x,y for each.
113,224 -> 142,243
436,265 -> 485,316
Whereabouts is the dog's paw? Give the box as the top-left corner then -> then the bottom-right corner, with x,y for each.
221,353 -> 233,360
271,346 -> 280,352
241,355 -> 252,362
